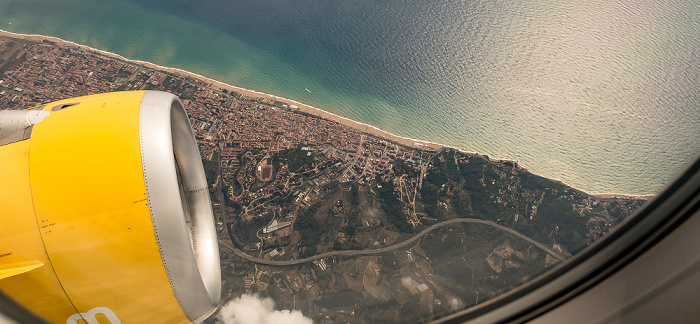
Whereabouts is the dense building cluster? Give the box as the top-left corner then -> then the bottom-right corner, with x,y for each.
0,38 -> 429,183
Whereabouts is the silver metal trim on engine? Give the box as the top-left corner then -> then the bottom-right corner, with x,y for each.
138,91 -> 221,323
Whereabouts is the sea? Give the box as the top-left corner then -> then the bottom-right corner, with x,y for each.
0,0 -> 698,195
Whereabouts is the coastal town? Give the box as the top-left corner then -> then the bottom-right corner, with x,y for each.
0,32 -> 647,323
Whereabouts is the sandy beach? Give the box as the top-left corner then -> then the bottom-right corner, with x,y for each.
0,29 -> 654,200
0,30 -> 448,152
591,193 -> 656,200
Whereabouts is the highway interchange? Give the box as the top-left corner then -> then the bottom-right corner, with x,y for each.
219,217 -> 567,266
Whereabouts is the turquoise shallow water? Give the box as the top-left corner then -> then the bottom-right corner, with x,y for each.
0,0 -> 698,194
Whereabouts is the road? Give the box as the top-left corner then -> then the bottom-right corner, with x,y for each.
216,143 -> 231,239
340,134 -> 365,179
219,217 -> 567,266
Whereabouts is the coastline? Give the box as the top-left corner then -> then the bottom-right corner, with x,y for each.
0,29 -> 654,200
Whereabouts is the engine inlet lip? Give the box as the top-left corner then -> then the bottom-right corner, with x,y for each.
139,91 -> 221,323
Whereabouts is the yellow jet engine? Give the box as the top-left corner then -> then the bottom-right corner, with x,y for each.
0,91 -> 221,323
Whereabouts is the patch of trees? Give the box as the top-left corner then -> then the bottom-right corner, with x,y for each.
344,225 -> 356,237
533,197 -> 586,252
296,203 -> 322,247
421,150 -> 494,219
202,158 -> 218,185
278,147 -> 314,172
394,160 -> 418,178
232,215 -> 268,246
460,156 -> 487,183
376,176 -> 412,233
224,188 -> 242,210
350,183 -> 360,206
520,173 -> 566,192
452,190 -> 472,217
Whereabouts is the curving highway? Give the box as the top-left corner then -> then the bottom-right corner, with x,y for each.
218,217 -> 567,266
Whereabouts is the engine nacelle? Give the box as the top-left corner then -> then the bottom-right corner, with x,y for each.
0,91 -> 221,323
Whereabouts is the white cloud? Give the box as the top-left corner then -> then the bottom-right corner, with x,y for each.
216,294 -> 313,324
448,298 -> 464,312
401,277 -> 419,289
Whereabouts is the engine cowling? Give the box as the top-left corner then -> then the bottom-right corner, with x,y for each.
0,90 -> 221,323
